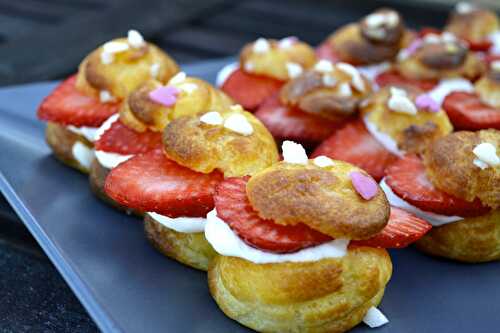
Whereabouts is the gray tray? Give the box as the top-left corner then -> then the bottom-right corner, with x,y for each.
0,59 -> 498,333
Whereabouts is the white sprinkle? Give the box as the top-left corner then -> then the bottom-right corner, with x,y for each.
388,95 -> 417,115
491,61 -> 500,72
282,141 -> 308,165
103,41 -> 129,54
224,113 -> 253,136
99,90 -> 114,103
473,143 -> 499,168
178,83 -> 198,94
313,156 -> 335,168
314,59 -> 334,73
278,36 -> 297,49
200,111 -> 223,125
253,38 -> 271,53
150,63 -> 160,78
244,61 -> 255,72
363,307 -> 389,328
456,2 -> 476,14
286,62 -> 303,78
442,32 -> 457,43
169,72 -> 186,85
337,82 -> 352,97
365,13 -> 386,28
336,62 -> 365,92
128,29 -> 145,48
322,74 -> 337,87
100,52 -> 114,65
473,158 -> 489,170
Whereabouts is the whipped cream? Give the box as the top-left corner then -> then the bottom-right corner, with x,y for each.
363,115 -> 403,157
72,142 -> 94,170
148,212 -> 206,233
380,179 -> 463,227
205,210 -> 349,264
94,114 -> 133,169
216,62 -> 239,87
67,125 -> 99,142
428,78 -> 474,106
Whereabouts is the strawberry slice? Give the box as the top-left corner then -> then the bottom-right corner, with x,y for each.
105,149 -> 223,217
214,177 -> 332,253
375,70 -> 437,91
443,91 -> 500,130
385,155 -> 490,217
352,207 -> 432,248
255,94 -> 346,146
221,68 -> 284,111
466,39 -> 492,52
37,75 -> 120,127
94,119 -> 162,155
315,42 -> 341,63
311,119 -> 397,181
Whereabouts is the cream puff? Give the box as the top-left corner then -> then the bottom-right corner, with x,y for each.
312,85 -> 453,180
90,73 -> 233,213
217,37 -> 317,111
206,141 -> 431,332
254,60 -> 373,147
104,105 -> 279,270
37,30 -> 179,173
381,130 -> 499,262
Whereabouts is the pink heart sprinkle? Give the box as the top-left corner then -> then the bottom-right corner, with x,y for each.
350,172 -> 378,200
148,86 -> 180,107
415,94 -> 440,112
406,39 -> 423,56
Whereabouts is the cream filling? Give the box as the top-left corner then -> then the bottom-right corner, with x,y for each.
205,209 -> 349,264
94,114 -> 133,169
363,115 -> 403,157
71,142 -> 94,170
216,62 -> 239,87
380,178 -> 463,227
147,212 -> 206,233
428,78 -> 474,106
67,125 -> 99,142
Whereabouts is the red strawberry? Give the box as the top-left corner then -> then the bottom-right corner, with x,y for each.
255,94 -> 346,147
37,75 -> 120,127
466,39 -> 492,52
352,207 -> 432,248
104,149 -> 223,217
443,92 -> 500,130
214,177 -> 332,253
94,119 -> 162,155
385,155 -> 490,217
375,70 -> 437,91
315,42 -> 341,63
221,68 -> 284,111
312,119 -> 397,181
418,27 -> 442,38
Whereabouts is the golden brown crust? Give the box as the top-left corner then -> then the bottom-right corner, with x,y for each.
416,210 -> 500,263
397,41 -> 485,80
474,70 -> 500,108
144,215 -> 217,271
45,122 -> 92,173
327,20 -> 413,65
208,247 -> 392,333
445,9 -> 499,44
89,160 -> 143,216
119,77 -> 233,133
240,38 -> 317,80
362,87 -> 453,154
75,38 -> 179,100
163,109 -> 279,177
423,130 -> 500,209
246,161 -> 390,240
280,69 -> 372,120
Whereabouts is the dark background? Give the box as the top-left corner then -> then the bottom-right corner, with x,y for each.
0,0 -> 493,331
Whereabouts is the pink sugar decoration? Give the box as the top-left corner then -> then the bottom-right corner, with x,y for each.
406,39 -> 423,56
350,172 -> 378,200
148,86 -> 180,107
415,94 -> 440,112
